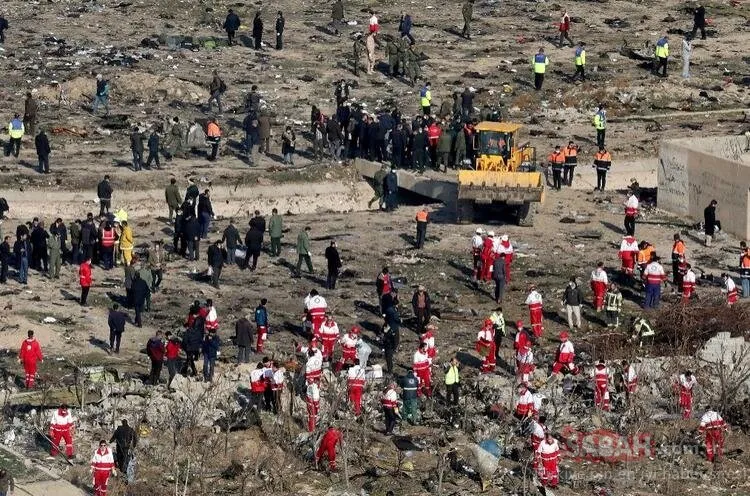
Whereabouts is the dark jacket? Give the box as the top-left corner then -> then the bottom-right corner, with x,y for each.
704,205 -> 717,235
694,6 -> 705,27
235,317 -> 254,347
147,132 -> 159,151
222,224 -> 240,249
563,283 -> 584,306
250,215 -> 266,235
182,325 -> 203,353
254,305 -> 268,326
401,372 -> 419,400
411,290 -> 431,316
14,239 -> 30,262
69,222 -> 81,245
130,131 -> 144,153
399,15 -> 413,35
132,278 -> 150,306
110,424 -> 138,450
325,246 -> 342,272
50,222 -> 67,245
108,309 -> 127,334
245,228 -> 263,252
35,132 -> 51,157
81,221 -> 96,245
252,16 -> 263,39
30,226 -> 49,250
492,257 -> 506,282
185,184 -> 199,203
146,336 -> 164,361
276,16 -> 285,34
0,240 -> 11,263
97,179 -> 112,200
197,194 -> 213,217
385,170 -> 398,194
202,334 -> 221,358
184,217 -> 200,240
207,244 -> 225,268
224,12 -> 241,32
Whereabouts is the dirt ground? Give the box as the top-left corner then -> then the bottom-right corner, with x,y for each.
1,0 -> 750,494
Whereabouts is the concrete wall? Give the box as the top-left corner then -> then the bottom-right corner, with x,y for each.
658,136 -> 750,240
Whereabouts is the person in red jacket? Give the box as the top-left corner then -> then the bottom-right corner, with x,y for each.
315,425 -> 343,471
427,121 -> 441,169
79,257 -> 93,306
90,440 -> 116,496
19,330 -> 43,388
165,331 -> 181,388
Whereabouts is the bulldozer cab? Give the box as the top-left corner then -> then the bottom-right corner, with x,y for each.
472,122 -> 535,172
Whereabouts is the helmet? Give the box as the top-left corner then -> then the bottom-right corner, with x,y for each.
501,234 -> 509,241
516,320 -> 524,328
484,318 -> 493,327
475,228 -> 483,234
487,231 -> 495,237
560,331 -> 569,340
350,326 -> 361,334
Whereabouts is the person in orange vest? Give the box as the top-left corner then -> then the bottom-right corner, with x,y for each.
315,425 -> 343,471
100,221 -> 117,270
636,241 -> 654,280
671,233 -> 686,287
18,330 -> 43,388
562,140 -> 578,186
206,118 -> 221,161
49,403 -> 76,458
593,147 -> 611,191
739,246 -> 750,298
547,145 -> 565,190
415,207 -> 429,249
426,121 -> 441,169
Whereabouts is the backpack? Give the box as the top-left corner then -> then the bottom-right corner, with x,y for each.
219,79 -> 227,93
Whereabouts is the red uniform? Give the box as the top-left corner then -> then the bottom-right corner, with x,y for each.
297,343 -> 323,383
496,236 -> 514,283
347,366 -> 366,416
516,347 -> 535,385
676,373 -> 696,419
91,446 -> 115,496
724,277 -> 738,306
480,237 -> 495,281
593,364 -> 610,411
319,318 -> 340,360
419,329 -> 437,359
682,269 -> 696,301
623,364 -> 637,394
552,337 -> 577,375
256,325 -> 267,353
412,349 -> 432,397
335,330 -> 359,372
305,294 -> 328,337
525,290 -> 544,337
536,438 -> 560,487
698,411 -> 727,462
19,337 -> 43,388
590,268 -> 608,312
79,261 -> 92,287
619,236 -> 639,275
316,427 -> 343,470
50,407 -> 75,457
306,382 -> 320,432
515,388 -> 534,417
475,320 -> 496,373
514,325 -> 530,351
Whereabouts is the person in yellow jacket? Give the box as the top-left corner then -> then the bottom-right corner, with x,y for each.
653,35 -> 669,77
531,48 -> 549,91
6,113 -> 24,158
119,220 -> 134,265
573,42 -> 586,82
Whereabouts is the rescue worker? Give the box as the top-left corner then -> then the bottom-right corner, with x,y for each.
643,254 -> 666,308
475,318 -> 496,373
254,298 -> 269,353
401,369 -> 420,424
19,330 -> 43,388
637,241 -> 655,280
604,283 -> 623,328
573,41 -> 586,82
535,432 -> 560,488
335,326 -> 360,372
381,382 -> 400,435
48,232 -> 62,279
530,416 -> 547,454
698,410 -> 727,463
420,82 -> 432,115
296,339 -> 323,383
205,299 -> 219,332
471,228 -> 484,279
619,235 -> 639,279
562,141 -> 578,186
593,147 -> 611,191
590,261 -> 608,312
249,363 -> 267,410
558,10 -> 573,47
415,207 -> 429,249
676,370 -> 697,419
722,273 -> 739,306
552,331 -> 578,375
386,39 -> 399,76
525,285 -> 544,337
592,359 -> 611,411
271,362 -> 285,414
445,357 -> 460,406
593,105 -> 606,148
347,364 -> 365,416
306,379 -> 320,432
304,289 -> 328,338
412,341 -> 432,397
532,48 -> 549,91
514,383 -> 534,419
319,313 -> 340,361
682,263 -> 696,302
479,231 -> 495,281
548,145 -> 565,190
6,113 -> 24,158
514,320 -> 531,352
315,426 -> 343,471
653,35 -> 669,77
119,220 -> 134,266
376,266 -> 393,311
90,440 -> 116,496
516,346 -> 535,386
495,234 -> 513,283
740,245 -> 750,298
671,234 -> 686,287
621,359 -> 638,400
206,118 -> 221,161
49,404 -> 75,458
624,190 -> 639,236
419,323 -> 437,359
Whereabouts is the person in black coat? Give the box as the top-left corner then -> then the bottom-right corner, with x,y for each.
145,130 -> 160,169
35,129 -> 51,174
324,241 -> 342,290
692,5 -> 706,40
222,219 -> 241,266
0,236 -> 10,283
130,127 -> 144,171
30,222 -> 49,272
249,211 -> 266,239
391,122 -> 405,168
184,215 -> 200,261
704,199 -> 720,247
235,316 -> 254,363
81,217 -> 97,261
223,9 -> 241,46
131,272 -> 150,327
197,190 -> 214,240
97,176 -> 113,217
244,227 -> 263,270
252,12 -> 263,50
384,167 -> 399,211
181,319 -> 203,376
108,303 -> 127,353
275,11 -> 285,50
207,240 -> 226,289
